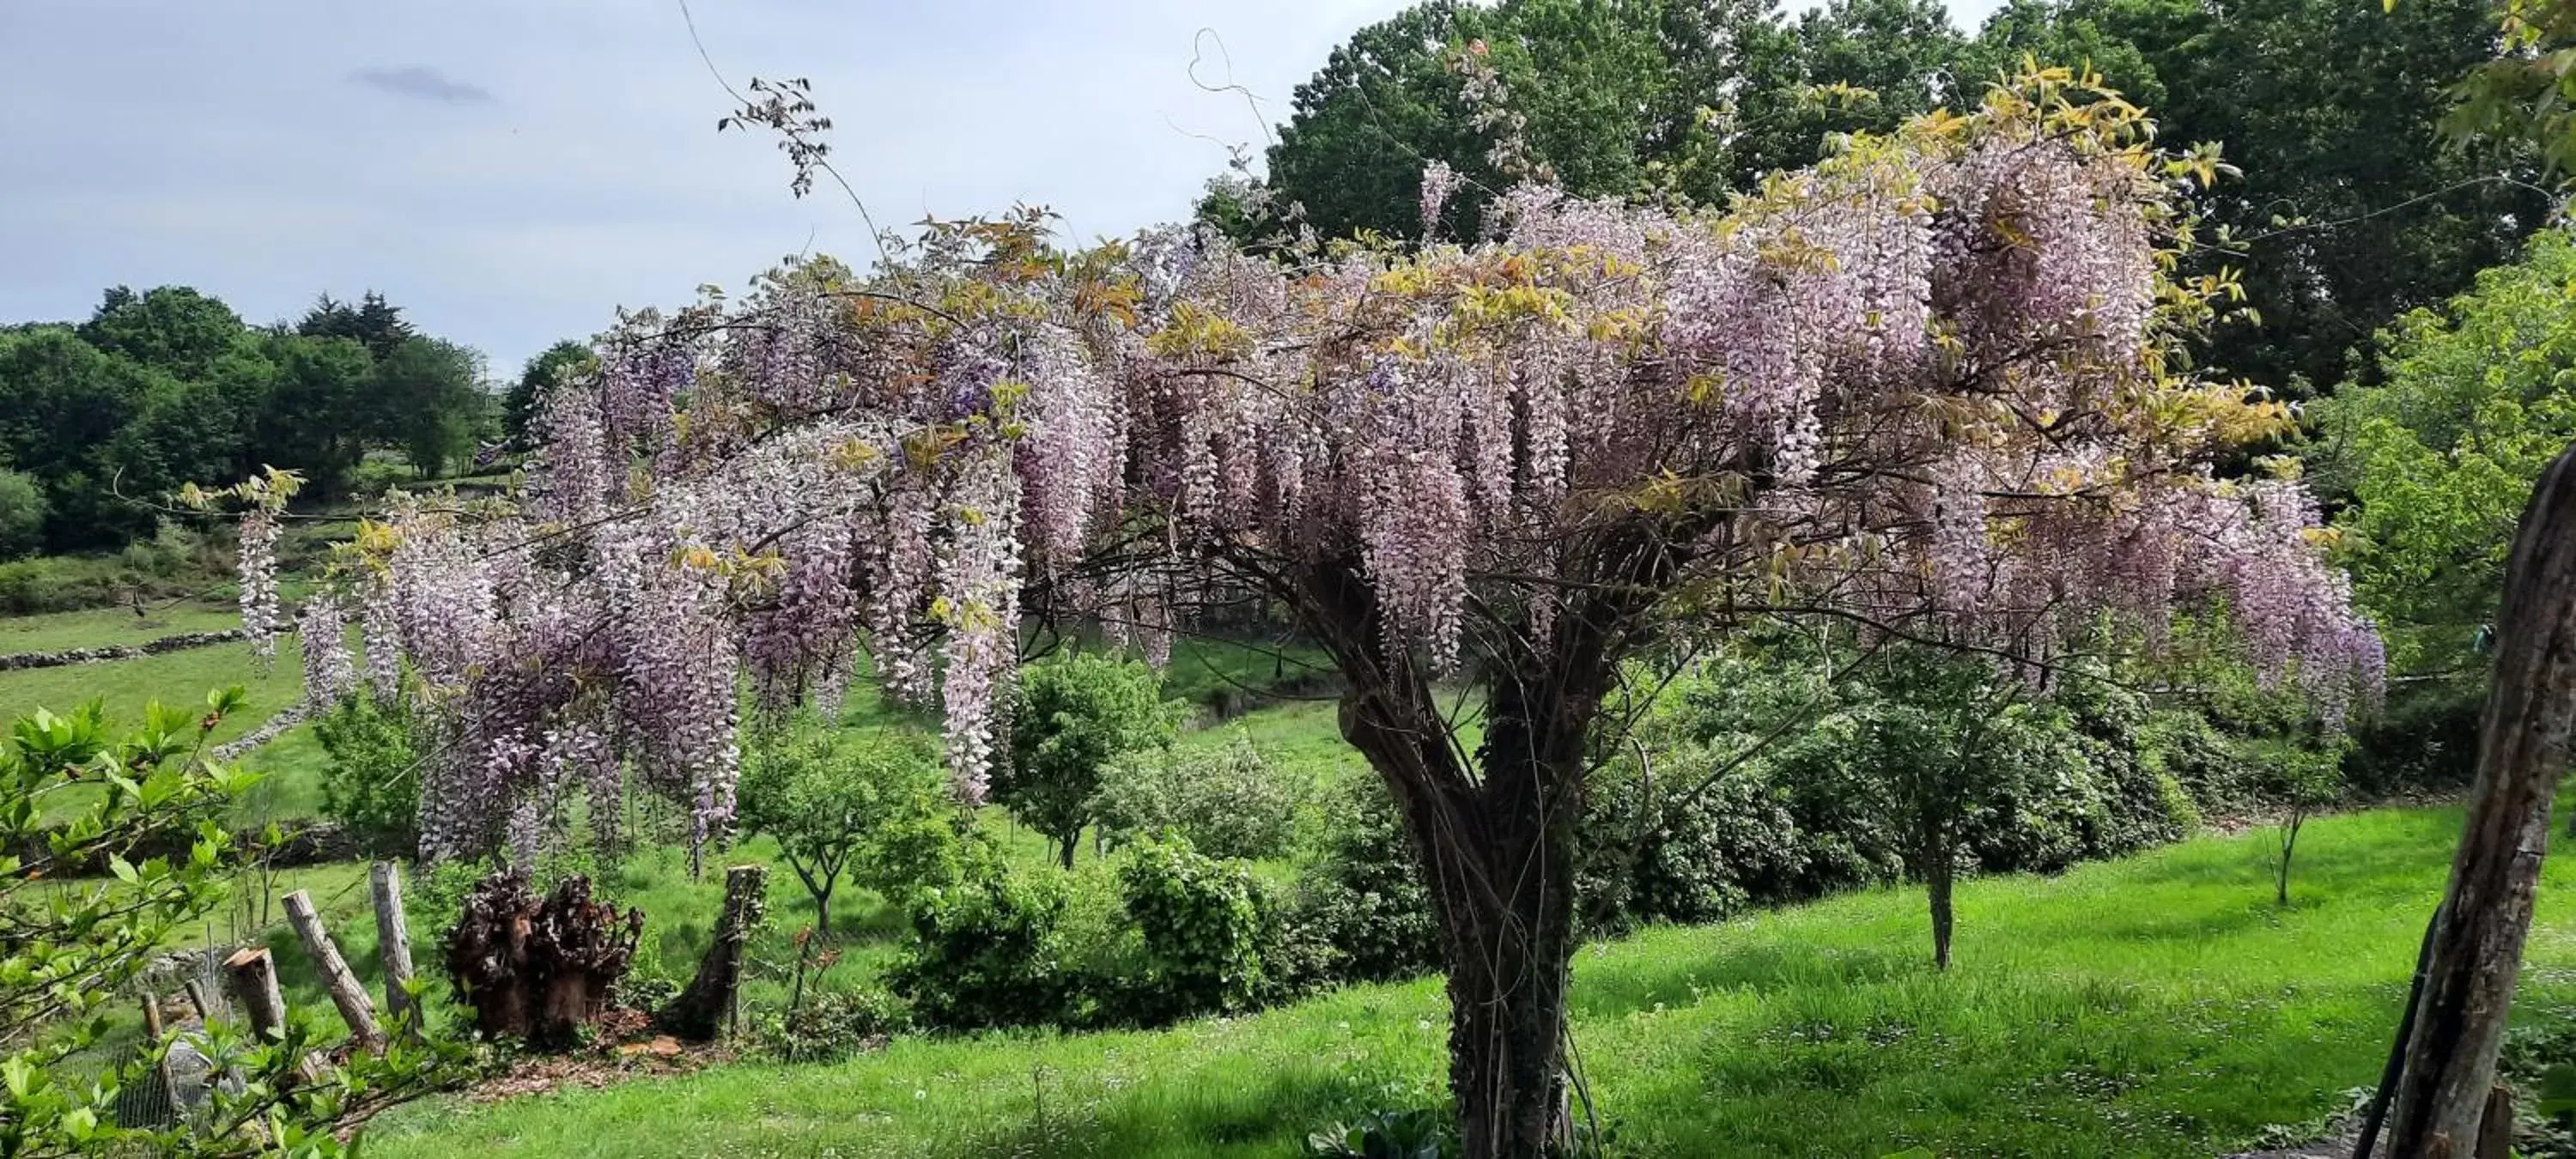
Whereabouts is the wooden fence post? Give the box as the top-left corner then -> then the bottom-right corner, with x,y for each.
369,861 -> 418,1035
2384,440 -> 2576,1156
222,947 -> 286,1040
282,889 -> 385,1051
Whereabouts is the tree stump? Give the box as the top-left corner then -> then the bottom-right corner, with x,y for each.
442,870 -> 642,1050
2384,440 -> 2576,1155
659,864 -> 767,1042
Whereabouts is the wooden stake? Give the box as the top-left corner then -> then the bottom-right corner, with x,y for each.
282,889 -> 385,1051
182,979 -> 211,1023
139,989 -> 177,1109
369,862 -> 417,1035
222,947 -> 287,1040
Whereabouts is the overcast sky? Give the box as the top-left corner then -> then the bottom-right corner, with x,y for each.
1,0 -> 2000,375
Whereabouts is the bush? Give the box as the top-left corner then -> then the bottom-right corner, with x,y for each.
1275,775 -> 1443,986
889,870 -> 1077,1031
1092,731 -> 1309,861
1102,837 -> 1267,1023
313,689 -> 421,858
755,986 -> 912,1063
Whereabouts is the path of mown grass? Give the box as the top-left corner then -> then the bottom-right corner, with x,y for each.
366,804 -> 2573,1158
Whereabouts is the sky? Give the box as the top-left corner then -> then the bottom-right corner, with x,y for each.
1,0 -> 1998,376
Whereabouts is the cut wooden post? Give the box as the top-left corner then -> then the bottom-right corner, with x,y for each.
282,889 -> 385,1051
222,947 -> 287,1039
2474,1084 -> 2513,1159
658,864 -> 766,1042
181,979 -> 211,1022
369,861 -> 417,1035
2385,440 -> 2576,1156
139,989 -> 176,1106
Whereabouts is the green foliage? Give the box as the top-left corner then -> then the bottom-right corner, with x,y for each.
1107,837 -> 1268,1023
313,689 -> 420,858
0,470 -> 49,562
2,689 -> 471,1156
754,985 -> 913,1063
889,869 -> 1077,1031
737,721 -> 963,934
1092,731 -> 1309,861
2313,227 -> 2576,672
1305,1107 -> 1455,1159
995,652 -> 1184,869
1279,775 -> 1443,986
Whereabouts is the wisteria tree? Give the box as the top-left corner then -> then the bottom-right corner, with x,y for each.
285,70 -> 2382,1156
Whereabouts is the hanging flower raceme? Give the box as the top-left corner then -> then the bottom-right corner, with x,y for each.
296,593 -> 355,710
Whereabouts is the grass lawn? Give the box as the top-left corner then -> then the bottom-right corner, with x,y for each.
361,804 -> 2569,1159
0,600 -> 245,653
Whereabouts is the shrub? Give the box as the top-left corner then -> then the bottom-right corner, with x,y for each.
889,870 -> 1076,1031
1278,775 -> 1443,986
1093,731 -> 1309,861
313,689 -> 421,858
1103,836 -> 1267,1023
755,986 -> 912,1062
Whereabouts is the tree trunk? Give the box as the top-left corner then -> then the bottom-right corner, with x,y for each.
659,863 -> 767,1042
2385,440 -> 2576,1156
1058,834 -> 1076,871
282,888 -> 385,1051
1929,859 -> 1955,973
1341,677 -> 1583,1159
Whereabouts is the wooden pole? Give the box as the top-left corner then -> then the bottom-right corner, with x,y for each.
222,947 -> 287,1039
2385,441 -> 2576,1156
282,889 -> 385,1051
369,861 -> 418,1035
182,979 -> 212,1023
139,989 -> 177,1110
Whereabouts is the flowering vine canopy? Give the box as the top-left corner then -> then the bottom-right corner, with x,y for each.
271,71 -> 2379,864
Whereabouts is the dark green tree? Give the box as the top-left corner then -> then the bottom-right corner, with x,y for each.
75,286 -> 248,383
503,339 -> 595,447
297,290 -> 416,362
374,336 -> 489,478
2085,0 -> 2550,393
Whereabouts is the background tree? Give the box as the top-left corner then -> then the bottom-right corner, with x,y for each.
737,723 -> 955,937
503,340 -> 595,448
0,468 -> 47,560
994,652 -> 1184,870
373,336 -> 490,479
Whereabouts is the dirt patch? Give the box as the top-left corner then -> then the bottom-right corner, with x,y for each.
460,1014 -> 733,1105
